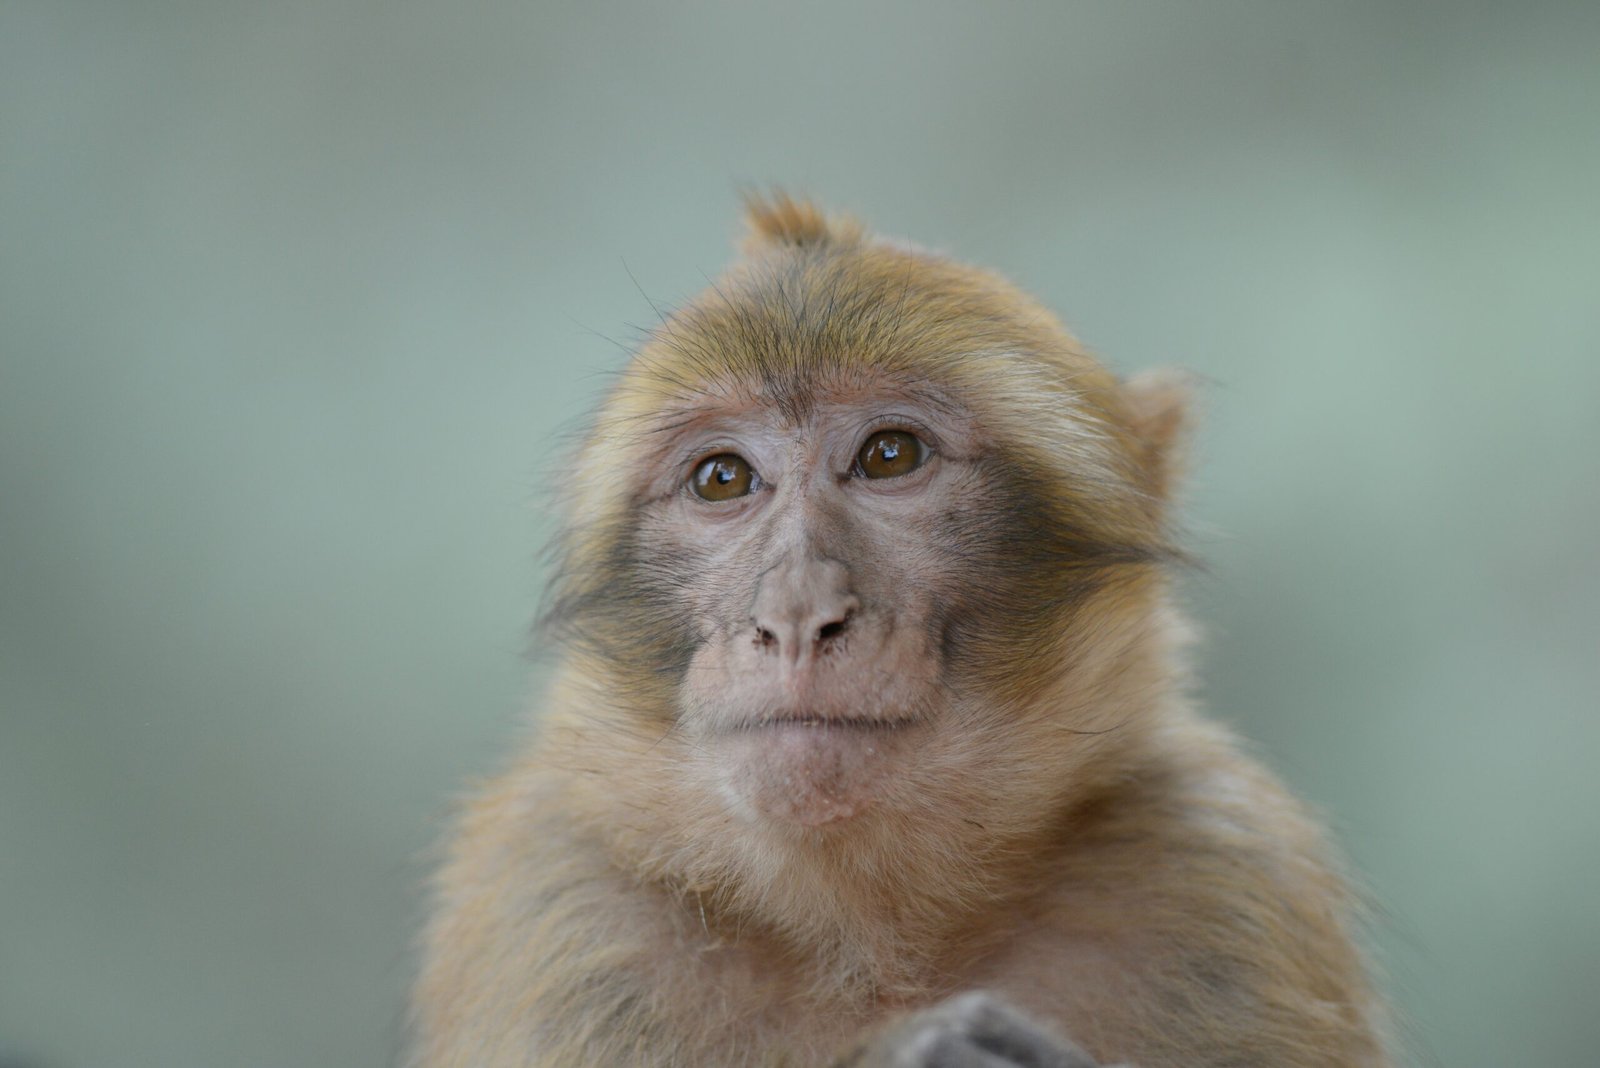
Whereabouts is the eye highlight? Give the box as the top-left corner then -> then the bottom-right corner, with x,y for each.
856,430 -> 926,479
690,453 -> 756,501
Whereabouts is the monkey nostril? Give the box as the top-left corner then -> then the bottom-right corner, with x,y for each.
816,613 -> 851,646
750,604 -> 854,657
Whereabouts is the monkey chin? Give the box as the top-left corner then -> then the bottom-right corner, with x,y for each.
716,716 -> 919,829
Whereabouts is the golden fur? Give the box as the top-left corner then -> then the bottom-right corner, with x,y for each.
409,195 -> 1392,1067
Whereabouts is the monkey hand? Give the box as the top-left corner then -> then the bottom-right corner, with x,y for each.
840,991 -> 1123,1068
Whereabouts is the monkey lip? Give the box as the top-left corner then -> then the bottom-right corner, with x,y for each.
733,714 -> 916,733
719,711 -> 921,828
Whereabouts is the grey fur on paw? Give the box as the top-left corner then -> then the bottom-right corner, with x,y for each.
886,992 -> 1101,1068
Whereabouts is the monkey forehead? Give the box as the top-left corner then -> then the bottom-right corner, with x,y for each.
634,374 -> 969,449
606,243 -> 1134,451
651,244 -> 1106,393
550,239 -> 1165,559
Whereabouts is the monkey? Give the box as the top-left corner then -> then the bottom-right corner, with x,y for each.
408,194 -> 1394,1068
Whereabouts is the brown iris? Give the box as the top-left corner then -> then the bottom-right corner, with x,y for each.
691,453 -> 755,500
857,430 -> 925,479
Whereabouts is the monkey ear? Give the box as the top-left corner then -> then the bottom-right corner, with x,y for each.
1120,369 -> 1196,501
739,191 -> 864,256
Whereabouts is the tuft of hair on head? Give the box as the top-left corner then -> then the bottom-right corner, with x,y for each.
738,189 -> 864,257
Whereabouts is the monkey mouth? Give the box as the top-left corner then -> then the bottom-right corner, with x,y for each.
733,714 -> 915,733
718,711 -> 920,828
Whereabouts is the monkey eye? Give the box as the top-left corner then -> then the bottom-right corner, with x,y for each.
855,430 -> 926,480
690,453 -> 756,501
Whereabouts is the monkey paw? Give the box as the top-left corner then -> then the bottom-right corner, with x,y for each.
872,992 -> 1109,1068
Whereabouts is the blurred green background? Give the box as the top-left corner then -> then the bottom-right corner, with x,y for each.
2,3 -> 1597,1066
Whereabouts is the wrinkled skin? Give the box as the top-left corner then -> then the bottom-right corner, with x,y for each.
663,387 -> 984,828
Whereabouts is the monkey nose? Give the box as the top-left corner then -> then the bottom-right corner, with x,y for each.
749,558 -> 859,665
752,605 -> 855,664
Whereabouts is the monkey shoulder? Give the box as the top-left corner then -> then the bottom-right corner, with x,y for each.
974,735 -> 1386,1067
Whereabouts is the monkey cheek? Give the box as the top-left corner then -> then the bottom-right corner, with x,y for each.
719,728 -> 895,828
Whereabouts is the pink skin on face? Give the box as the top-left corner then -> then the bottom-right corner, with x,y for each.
655,386 -> 982,828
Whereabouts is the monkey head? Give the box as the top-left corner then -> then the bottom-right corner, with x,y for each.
544,195 -> 1189,841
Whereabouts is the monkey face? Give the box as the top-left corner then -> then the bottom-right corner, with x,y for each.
543,227 -> 1180,833
648,383 -> 989,826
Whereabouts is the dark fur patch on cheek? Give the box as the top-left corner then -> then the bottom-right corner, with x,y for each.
539,513 -> 704,688
931,457 -> 1161,684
